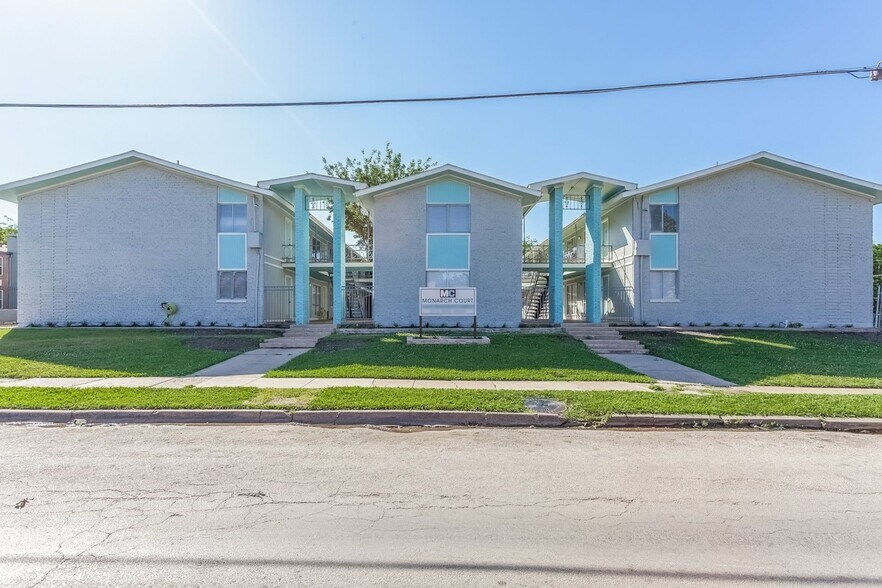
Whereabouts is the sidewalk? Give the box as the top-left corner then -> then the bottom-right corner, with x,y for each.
0,376 -> 880,395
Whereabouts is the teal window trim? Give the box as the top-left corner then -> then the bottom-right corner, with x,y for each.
649,233 -> 678,270
218,187 -> 248,204
426,233 -> 470,270
218,233 -> 248,270
426,180 -> 470,203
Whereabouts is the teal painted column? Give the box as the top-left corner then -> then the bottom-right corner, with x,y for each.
585,184 -> 603,324
548,185 -> 564,325
293,187 -> 310,325
332,188 -> 346,325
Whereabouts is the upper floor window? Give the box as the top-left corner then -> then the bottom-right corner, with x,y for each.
649,188 -> 678,233
427,204 -> 470,232
217,188 -> 248,300
218,203 -> 247,232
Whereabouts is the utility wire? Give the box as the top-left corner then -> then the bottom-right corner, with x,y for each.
0,66 -> 877,109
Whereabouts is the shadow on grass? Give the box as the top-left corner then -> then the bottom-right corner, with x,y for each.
268,333 -> 652,382
627,330 -> 882,387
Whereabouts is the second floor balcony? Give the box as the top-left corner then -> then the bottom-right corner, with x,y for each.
522,243 -> 614,265
281,243 -> 373,264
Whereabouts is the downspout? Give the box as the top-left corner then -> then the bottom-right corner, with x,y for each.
637,195 -> 644,324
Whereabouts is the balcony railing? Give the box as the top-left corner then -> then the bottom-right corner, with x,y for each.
282,244 -> 374,264
346,244 -> 373,263
523,244 -> 614,264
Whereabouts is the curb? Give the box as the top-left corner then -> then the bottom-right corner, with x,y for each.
0,410 -> 879,431
289,410 -> 568,427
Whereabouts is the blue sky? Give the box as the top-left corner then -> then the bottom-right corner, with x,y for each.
1,0 -> 880,241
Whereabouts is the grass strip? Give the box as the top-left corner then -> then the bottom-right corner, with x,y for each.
557,391 -> 882,420
0,387 -> 880,420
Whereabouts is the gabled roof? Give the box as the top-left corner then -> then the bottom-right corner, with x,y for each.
526,171 -> 636,214
258,173 -> 366,200
0,150 -> 275,203
613,151 -> 882,205
354,164 -> 540,207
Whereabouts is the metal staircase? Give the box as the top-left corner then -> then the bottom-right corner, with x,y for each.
522,272 -> 550,320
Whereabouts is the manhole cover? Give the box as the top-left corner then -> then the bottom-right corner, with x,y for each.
523,397 -> 566,415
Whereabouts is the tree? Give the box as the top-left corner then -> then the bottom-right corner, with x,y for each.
322,144 -> 435,246
0,216 -> 16,245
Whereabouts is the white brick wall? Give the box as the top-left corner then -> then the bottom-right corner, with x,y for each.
18,164 -> 262,326
637,165 -> 874,327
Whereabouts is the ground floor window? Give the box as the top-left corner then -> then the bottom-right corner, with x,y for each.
426,271 -> 470,288
649,270 -> 678,301
218,271 -> 247,300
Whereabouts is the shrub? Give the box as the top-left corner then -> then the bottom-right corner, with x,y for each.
673,322 -> 681,327
179,321 -> 188,327
100,321 -> 108,327
65,321 -> 73,327
688,321 -> 696,327
736,323 -> 744,328
787,322 -> 803,329
721,322 -> 730,327
195,321 -> 202,327
210,321 -> 217,327
45,321 -> 56,328
703,322 -> 711,327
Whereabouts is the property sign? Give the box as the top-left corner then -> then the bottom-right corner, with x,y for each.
419,287 -> 477,316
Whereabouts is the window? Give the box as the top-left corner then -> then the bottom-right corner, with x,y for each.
650,203 -> 678,233
650,271 -> 678,301
427,204 -> 470,232
218,271 -> 247,300
0,257 -> 3,276
217,203 -> 247,232
648,188 -> 678,300
649,188 -> 679,233
218,234 -> 247,270
426,271 -> 470,288
218,188 -> 248,300
649,234 -> 678,270
426,234 -> 469,270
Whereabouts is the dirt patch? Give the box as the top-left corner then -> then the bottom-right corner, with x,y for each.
312,338 -> 371,353
182,336 -> 265,352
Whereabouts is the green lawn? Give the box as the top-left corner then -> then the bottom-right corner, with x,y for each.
0,328 -> 271,378
266,333 -> 652,382
1,386 -> 880,420
626,330 -> 882,388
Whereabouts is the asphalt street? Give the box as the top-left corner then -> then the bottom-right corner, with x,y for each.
1,424 -> 881,586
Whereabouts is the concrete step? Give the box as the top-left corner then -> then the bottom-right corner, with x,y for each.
582,339 -> 647,354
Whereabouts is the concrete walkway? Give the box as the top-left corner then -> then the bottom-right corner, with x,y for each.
600,353 -> 736,387
0,376 -> 880,394
192,348 -> 308,377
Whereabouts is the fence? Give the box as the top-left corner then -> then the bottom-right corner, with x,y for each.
263,286 -> 294,323
873,283 -> 882,329
604,286 -> 634,324
1,287 -> 15,310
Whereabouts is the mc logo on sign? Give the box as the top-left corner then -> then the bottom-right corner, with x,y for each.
439,289 -> 457,298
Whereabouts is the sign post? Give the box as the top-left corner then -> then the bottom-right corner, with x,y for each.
418,288 -> 478,339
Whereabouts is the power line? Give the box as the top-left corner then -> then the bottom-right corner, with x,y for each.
0,65 -> 878,109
